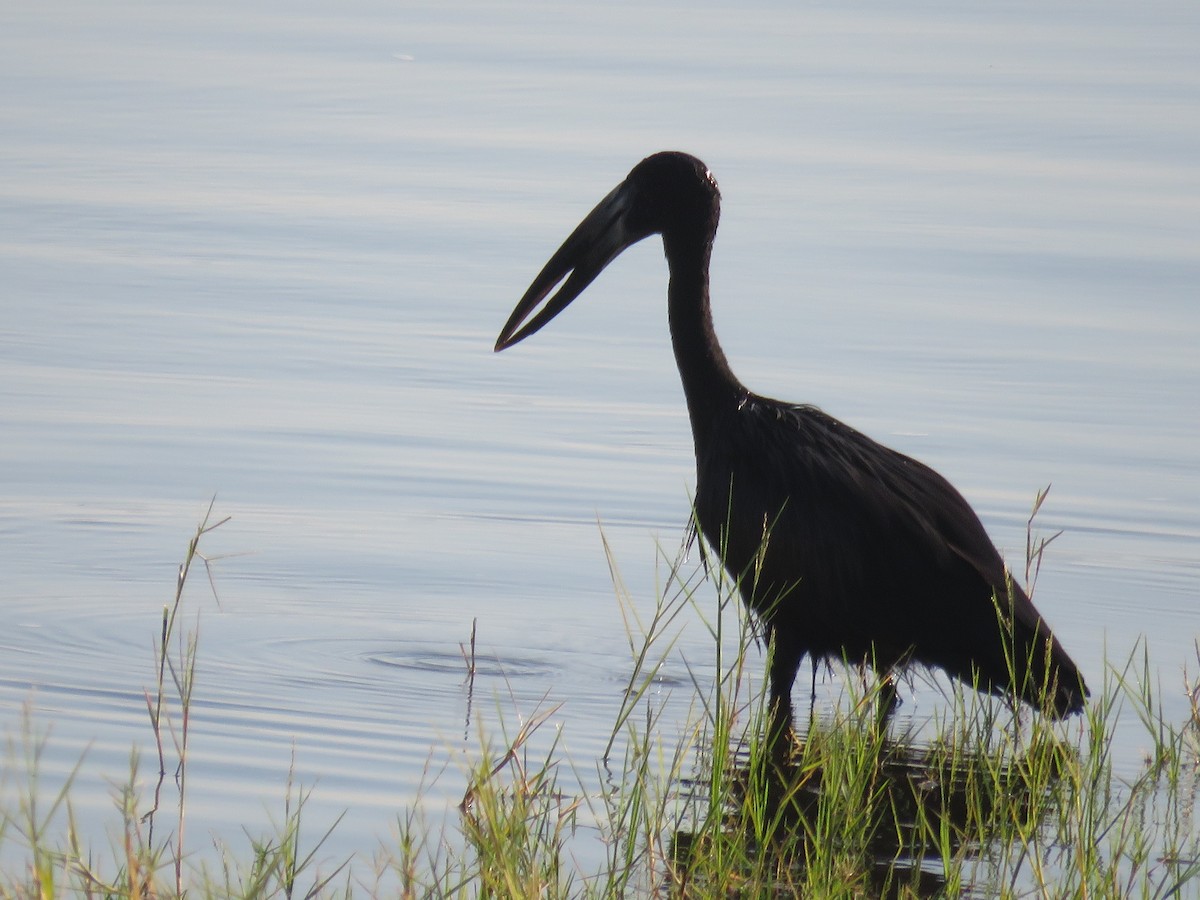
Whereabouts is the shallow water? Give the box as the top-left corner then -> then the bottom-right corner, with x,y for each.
2,0 -> 1198,885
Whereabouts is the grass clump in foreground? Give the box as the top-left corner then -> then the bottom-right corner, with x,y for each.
3,499 -> 1200,897
0,503 -> 351,899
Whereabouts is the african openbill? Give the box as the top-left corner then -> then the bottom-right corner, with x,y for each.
494,151 -> 1088,724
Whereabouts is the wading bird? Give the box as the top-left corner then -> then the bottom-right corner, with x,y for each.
495,151 -> 1088,727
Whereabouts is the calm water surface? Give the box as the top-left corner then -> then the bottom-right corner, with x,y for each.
2,0 -> 1198,883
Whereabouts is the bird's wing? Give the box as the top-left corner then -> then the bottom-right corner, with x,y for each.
747,400 -> 1046,628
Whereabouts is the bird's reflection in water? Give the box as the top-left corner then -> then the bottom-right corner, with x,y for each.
668,704 -> 1075,898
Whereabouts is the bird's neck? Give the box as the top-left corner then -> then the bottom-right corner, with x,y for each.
665,231 -> 746,437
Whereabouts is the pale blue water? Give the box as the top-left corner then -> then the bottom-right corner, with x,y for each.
2,0 -> 1198,887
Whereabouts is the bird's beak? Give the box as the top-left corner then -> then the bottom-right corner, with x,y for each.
494,180 -> 648,352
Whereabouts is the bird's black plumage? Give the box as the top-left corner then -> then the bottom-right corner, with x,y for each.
495,151 -> 1088,722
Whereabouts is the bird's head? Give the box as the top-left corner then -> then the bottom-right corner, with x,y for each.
494,151 -> 720,352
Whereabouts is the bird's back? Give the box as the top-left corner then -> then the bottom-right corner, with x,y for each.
692,395 -> 1087,716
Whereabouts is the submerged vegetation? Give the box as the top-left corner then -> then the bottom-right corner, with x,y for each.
2,500 -> 1199,897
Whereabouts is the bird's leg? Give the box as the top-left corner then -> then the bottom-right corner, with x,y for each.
800,656 -> 818,728
875,671 -> 901,724
766,698 -> 794,761
766,683 -> 794,744
765,631 -> 803,753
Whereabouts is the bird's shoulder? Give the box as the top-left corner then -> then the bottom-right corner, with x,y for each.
724,394 -> 903,479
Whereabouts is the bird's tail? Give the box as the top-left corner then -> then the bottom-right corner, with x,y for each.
1002,581 -> 1089,718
